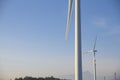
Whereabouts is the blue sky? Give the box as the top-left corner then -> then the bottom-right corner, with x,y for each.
0,0 -> 120,80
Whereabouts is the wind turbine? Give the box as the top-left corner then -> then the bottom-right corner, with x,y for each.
85,36 -> 97,80
114,72 -> 116,80
65,0 -> 82,80
104,76 -> 106,80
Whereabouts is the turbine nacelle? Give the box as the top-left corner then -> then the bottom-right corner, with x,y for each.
93,50 -> 97,52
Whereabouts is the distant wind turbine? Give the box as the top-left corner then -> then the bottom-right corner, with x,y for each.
65,0 -> 82,80
104,76 -> 106,80
114,72 -> 116,80
85,36 -> 97,80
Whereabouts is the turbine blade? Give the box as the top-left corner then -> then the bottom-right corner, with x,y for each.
84,50 -> 94,54
93,36 -> 97,50
65,0 -> 74,40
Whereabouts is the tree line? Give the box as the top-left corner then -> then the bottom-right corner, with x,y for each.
15,76 -> 67,80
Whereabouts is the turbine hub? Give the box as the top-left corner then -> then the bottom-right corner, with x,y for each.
94,50 -> 97,52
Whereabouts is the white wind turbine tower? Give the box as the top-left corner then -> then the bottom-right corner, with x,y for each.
65,0 -> 82,80
85,36 -> 97,80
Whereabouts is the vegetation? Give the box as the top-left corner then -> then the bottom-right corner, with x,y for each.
15,76 -> 66,80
